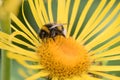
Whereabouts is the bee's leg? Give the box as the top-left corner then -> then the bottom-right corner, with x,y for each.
57,30 -> 65,37
61,33 -> 65,37
52,37 -> 55,41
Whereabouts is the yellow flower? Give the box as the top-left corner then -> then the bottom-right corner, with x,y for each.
0,0 -> 120,80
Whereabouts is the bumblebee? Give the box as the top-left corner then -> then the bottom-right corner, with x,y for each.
39,23 -> 66,40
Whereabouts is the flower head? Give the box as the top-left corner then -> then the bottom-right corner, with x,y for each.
37,36 -> 91,79
0,0 -> 120,80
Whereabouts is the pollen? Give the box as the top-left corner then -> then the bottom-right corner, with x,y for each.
37,36 -> 91,79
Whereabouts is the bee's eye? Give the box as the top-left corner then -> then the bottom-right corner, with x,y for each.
39,30 -> 49,39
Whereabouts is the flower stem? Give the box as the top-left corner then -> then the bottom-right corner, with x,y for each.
0,11 -> 11,80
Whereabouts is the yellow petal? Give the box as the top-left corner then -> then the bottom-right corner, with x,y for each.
73,0 -> 94,39
94,55 -> 120,62
85,23 -> 120,51
7,52 -> 38,62
89,36 -> 120,56
90,65 -> 120,71
67,0 -> 80,37
83,5 -> 120,48
71,76 -> 83,80
10,31 -> 36,50
90,71 -> 120,80
77,0 -> 107,41
0,41 -> 37,59
21,1 -> 39,42
52,77 -> 58,80
77,0 -> 116,42
92,46 -> 120,59
48,0 -> 53,22
18,69 -> 28,78
82,74 -> 101,80
17,60 -> 43,69
9,27 -> 38,46
28,0 -> 42,28
25,71 -> 49,80
8,53 -> 42,70
39,0 -> 49,23
63,0 -> 71,30
57,0 -> 65,23
10,14 -> 40,45
34,0 -> 45,25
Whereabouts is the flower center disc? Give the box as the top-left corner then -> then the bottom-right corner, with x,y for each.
37,36 -> 91,79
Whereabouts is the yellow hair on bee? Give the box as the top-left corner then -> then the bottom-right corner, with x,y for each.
41,26 -> 50,33
57,26 -> 63,31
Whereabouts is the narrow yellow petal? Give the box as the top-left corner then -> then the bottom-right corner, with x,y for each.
7,52 -> 38,62
25,71 -> 49,80
72,76 -> 82,80
52,77 -> 58,80
65,79 -> 72,80
77,0 -> 116,42
28,0 -> 42,28
82,74 -> 101,80
18,69 -> 28,78
10,31 -> 36,50
0,42 -> 38,59
22,1 -> 39,42
57,0 -> 65,23
9,27 -> 37,46
77,0 -> 107,41
0,42 -> 12,51
39,0 -> 49,23
73,0 -> 94,39
92,46 -> 120,59
90,71 -> 120,80
34,0 -> 45,24
90,65 -> 120,71
17,60 -> 43,69
89,36 -> 120,56
95,56 -> 120,62
48,0 -> 53,22
64,78 -> 72,80
85,24 -> 120,51
8,52 -> 43,69
82,4 -> 120,45
0,31 -> 12,40
10,14 -> 40,45
67,0 -> 80,37
10,45 -> 37,58
11,28 -> 34,44
63,0 -> 71,30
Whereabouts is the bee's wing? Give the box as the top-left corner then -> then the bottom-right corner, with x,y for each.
50,24 -> 62,29
63,28 -> 66,36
